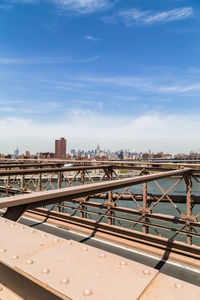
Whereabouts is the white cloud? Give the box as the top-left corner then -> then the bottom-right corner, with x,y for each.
74,74 -> 200,95
85,35 -> 101,41
3,0 -> 113,14
0,113 -> 199,153
0,55 -> 100,64
52,0 -> 112,14
116,7 -> 193,26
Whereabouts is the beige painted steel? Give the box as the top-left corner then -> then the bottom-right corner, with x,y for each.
0,216 -> 200,300
25,210 -> 200,270
0,282 -> 23,300
0,216 -> 157,299
138,272 -> 200,300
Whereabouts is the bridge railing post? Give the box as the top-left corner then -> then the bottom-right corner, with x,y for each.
38,173 -> 42,191
20,175 -> 25,193
184,174 -> 193,245
142,182 -> 149,234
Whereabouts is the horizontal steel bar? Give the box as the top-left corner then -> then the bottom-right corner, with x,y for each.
56,199 -> 200,228
0,169 -> 192,209
0,163 -> 64,169
0,164 -> 112,176
57,203 -> 200,237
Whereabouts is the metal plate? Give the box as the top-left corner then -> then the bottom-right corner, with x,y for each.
139,272 -> 200,300
0,217 -> 199,300
0,217 -> 158,299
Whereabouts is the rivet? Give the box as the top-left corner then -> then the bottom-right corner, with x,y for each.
67,240 -> 72,246
41,233 -> 46,238
119,260 -> 127,266
99,253 -> 106,258
0,249 -> 6,253
20,226 -> 25,229
94,272 -> 99,277
30,229 -> 35,233
54,238 -> 59,242
10,223 -> 15,226
143,269 -> 151,275
40,243 -> 44,247
0,285 -> 3,291
82,246 -> 88,252
26,259 -> 34,265
59,256 -> 65,262
12,255 -> 19,260
60,278 -> 69,285
174,282 -> 183,288
42,268 -> 50,274
2,220 -> 6,223
83,288 -> 93,296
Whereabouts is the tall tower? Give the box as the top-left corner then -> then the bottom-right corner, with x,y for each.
55,138 -> 67,158
97,143 -> 100,153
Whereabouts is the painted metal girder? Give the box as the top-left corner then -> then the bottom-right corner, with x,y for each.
0,217 -> 199,300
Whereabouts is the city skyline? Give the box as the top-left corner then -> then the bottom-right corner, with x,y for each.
0,0 -> 200,152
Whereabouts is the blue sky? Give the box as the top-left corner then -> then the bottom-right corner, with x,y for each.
0,0 -> 200,154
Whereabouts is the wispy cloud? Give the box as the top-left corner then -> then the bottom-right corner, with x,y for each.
72,74 -> 200,95
51,0 -> 112,14
3,0 -> 113,14
0,55 -> 100,64
85,35 -> 101,41
106,7 -> 193,26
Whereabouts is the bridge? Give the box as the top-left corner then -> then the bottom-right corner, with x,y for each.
0,160 -> 199,299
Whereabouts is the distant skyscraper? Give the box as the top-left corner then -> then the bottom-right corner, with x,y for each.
97,143 -> 100,153
14,147 -> 19,159
55,138 -> 66,158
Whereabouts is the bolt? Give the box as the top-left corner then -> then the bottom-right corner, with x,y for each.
99,253 -> 106,258
58,256 -> 65,262
143,270 -> 151,275
60,278 -> 69,285
0,249 -> 6,253
83,288 -> 93,296
82,246 -> 88,252
174,282 -> 183,288
119,260 -> 127,266
12,255 -> 19,260
26,259 -> 34,265
42,268 -> 50,274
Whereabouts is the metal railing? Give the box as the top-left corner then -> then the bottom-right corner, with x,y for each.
0,167 -> 199,257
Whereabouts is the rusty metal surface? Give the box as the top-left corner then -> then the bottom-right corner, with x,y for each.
138,272 -> 200,300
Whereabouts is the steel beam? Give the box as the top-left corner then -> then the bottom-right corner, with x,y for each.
0,169 -> 192,211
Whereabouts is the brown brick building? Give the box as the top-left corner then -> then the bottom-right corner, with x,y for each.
55,138 -> 66,159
